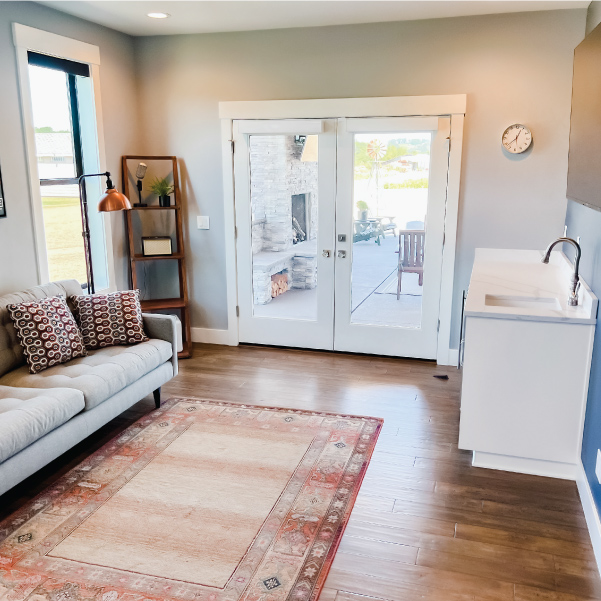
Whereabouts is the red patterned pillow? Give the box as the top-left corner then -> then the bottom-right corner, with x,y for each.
7,296 -> 87,374
71,290 -> 148,350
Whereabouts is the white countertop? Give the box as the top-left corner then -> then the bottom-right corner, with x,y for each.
465,248 -> 598,324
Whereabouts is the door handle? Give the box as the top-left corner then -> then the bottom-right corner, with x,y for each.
322,250 -> 331,258
338,234 -> 347,242
337,250 -> 346,258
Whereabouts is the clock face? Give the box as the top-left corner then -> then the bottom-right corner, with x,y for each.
502,124 -> 532,154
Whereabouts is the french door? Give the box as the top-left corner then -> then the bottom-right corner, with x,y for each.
233,119 -> 337,349
233,115 -> 451,359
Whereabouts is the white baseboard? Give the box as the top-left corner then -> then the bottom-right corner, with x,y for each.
577,461 -> 601,576
472,451 -> 577,480
189,334 -> 460,359
191,327 -> 237,346
437,347 -> 459,367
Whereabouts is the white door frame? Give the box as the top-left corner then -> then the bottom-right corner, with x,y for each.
219,95 -> 466,364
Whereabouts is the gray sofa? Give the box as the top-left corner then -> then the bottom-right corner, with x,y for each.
0,280 -> 178,497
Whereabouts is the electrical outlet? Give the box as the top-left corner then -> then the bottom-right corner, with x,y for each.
197,216 -> 210,230
596,449 -> 601,484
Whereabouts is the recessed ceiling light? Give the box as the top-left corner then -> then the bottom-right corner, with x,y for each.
147,12 -> 170,19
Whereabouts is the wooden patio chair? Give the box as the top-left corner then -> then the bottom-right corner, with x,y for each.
396,229 -> 425,299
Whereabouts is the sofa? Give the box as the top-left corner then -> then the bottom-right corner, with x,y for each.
0,280 -> 178,497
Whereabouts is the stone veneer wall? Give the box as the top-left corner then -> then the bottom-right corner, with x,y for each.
286,138 -> 319,243
249,135 -> 318,254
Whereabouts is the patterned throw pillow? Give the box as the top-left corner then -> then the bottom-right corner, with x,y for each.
7,296 -> 88,374
71,290 -> 148,350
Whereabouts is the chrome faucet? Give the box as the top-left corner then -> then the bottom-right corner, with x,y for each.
541,237 -> 582,306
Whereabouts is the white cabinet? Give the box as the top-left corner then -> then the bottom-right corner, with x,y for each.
458,249 -> 597,479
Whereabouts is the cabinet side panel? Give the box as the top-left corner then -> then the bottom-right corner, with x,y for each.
567,23 -> 601,208
459,317 -> 592,463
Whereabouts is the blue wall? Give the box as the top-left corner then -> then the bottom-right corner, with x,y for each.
565,199 -> 601,509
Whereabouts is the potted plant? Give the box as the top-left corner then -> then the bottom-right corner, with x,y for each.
356,200 -> 369,221
149,177 -> 174,207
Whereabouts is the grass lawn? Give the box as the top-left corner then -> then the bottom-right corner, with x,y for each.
42,196 -> 80,208
41,195 -> 87,283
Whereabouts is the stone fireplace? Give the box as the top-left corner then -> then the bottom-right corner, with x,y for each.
249,135 -> 318,254
292,193 -> 311,244
249,135 -> 319,305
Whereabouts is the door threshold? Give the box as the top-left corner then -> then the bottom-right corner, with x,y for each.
239,342 -> 436,363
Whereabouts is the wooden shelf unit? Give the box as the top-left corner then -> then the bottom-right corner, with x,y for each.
133,253 -> 185,261
131,205 -> 182,211
122,155 -> 191,359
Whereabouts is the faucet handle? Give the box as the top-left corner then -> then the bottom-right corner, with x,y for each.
569,281 -> 581,306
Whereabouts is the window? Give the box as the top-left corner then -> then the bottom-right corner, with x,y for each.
14,24 -> 115,292
28,52 -> 89,286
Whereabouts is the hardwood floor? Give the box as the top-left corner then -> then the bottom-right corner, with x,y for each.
1,343 -> 599,601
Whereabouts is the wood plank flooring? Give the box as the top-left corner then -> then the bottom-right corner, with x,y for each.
1,343 -> 599,600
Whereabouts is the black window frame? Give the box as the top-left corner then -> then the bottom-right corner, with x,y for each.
28,51 -> 88,187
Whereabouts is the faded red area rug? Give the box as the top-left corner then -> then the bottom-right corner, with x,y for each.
0,398 -> 382,601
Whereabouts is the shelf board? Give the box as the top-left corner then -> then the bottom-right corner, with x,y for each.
141,298 -> 186,310
131,205 -> 180,211
133,253 -> 184,262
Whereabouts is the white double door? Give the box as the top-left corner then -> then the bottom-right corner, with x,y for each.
233,115 -> 451,359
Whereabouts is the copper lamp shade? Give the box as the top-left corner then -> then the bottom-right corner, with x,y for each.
98,186 -> 132,212
77,171 -> 131,294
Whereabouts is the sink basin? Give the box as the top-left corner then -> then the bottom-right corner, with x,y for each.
484,294 -> 562,311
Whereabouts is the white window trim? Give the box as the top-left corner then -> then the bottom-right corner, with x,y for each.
13,23 -> 116,292
219,95 -> 466,365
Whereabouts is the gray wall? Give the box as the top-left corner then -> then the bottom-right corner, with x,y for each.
135,9 -> 586,344
587,1 -> 601,33
0,1 -> 139,295
0,6 -> 587,349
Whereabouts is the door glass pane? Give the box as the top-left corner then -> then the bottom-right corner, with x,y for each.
41,185 -> 87,284
351,133 -> 431,328
249,134 -> 319,320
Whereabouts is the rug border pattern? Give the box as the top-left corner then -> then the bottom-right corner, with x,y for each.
0,397 -> 383,601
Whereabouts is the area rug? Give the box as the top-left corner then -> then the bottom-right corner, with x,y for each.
0,398 -> 382,601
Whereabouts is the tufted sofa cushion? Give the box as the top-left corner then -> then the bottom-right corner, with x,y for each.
0,280 -> 83,379
0,339 -> 173,411
0,385 -> 85,463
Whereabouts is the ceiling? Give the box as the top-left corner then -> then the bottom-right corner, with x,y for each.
39,1 -> 590,36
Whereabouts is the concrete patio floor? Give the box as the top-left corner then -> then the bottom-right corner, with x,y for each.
253,233 -> 423,329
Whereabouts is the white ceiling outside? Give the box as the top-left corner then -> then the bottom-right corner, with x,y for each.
38,1 -> 590,37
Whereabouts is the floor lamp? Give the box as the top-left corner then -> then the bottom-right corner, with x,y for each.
79,171 -> 131,294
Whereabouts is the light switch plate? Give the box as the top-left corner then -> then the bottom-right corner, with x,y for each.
197,216 -> 210,230
596,449 -> 601,484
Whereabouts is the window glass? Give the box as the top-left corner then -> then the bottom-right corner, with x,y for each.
28,63 -> 87,286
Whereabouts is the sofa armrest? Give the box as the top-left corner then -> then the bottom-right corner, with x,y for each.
142,313 -> 178,377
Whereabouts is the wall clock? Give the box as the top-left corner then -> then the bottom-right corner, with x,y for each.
502,124 -> 533,154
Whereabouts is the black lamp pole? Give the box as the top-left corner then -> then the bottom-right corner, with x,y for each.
78,171 -> 113,294
44,171 -> 129,294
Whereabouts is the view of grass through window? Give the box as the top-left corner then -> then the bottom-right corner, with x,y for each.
41,195 -> 87,283
29,64 -> 87,284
